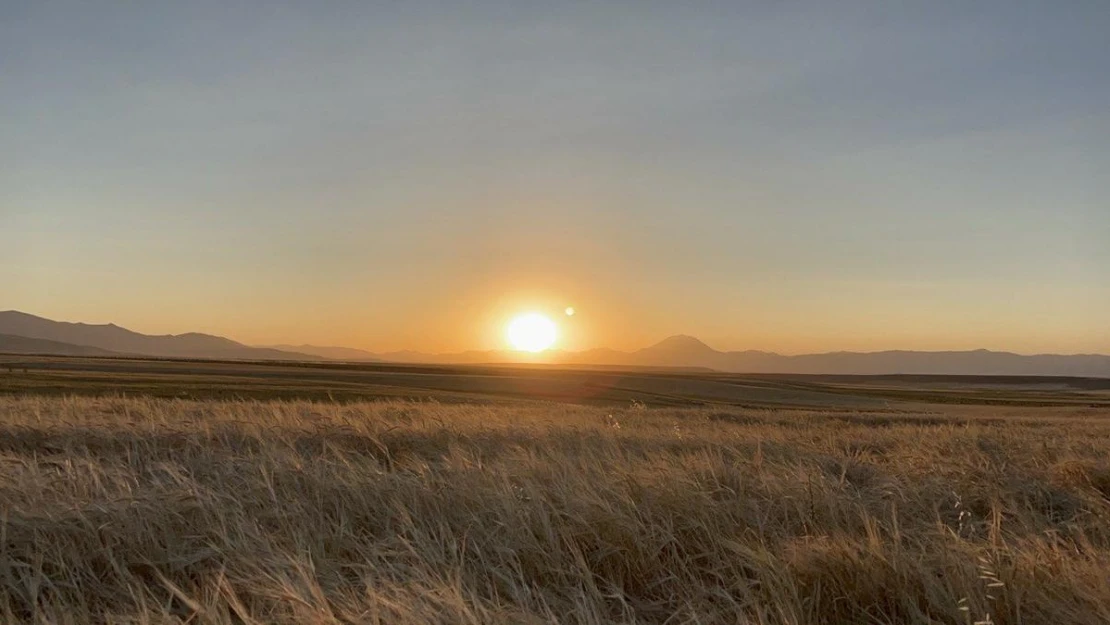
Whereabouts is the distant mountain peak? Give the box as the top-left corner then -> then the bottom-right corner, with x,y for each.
645,335 -> 716,353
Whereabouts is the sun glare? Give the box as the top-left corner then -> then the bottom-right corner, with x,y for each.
507,313 -> 557,352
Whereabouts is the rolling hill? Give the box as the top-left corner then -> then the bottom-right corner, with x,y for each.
268,344 -> 381,361
0,311 -> 320,361
0,334 -> 123,357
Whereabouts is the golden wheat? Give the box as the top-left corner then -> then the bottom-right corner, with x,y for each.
2,396 -> 1110,624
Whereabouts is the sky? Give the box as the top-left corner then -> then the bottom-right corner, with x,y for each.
3,1 -> 1108,355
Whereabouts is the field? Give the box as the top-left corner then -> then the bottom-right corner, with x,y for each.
4,396 -> 1110,624
3,357 -> 1110,623
4,355 -> 1110,408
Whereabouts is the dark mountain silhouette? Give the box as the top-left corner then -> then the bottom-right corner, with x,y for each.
0,334 -> 122,357
0,311 -> 320,361
635,335 -> 717,363
3,311 -> 1109,376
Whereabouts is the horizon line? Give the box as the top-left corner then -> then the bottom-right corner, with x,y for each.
4,309 -> 1109,360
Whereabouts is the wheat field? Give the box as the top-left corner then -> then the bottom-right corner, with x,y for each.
2,396 -> 1110,624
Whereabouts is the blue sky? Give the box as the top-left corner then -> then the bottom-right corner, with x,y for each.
2,2 -> 1108,353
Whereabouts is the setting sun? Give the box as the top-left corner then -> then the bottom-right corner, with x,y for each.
506,313 -> 557,352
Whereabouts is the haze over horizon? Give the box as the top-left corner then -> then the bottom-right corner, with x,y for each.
5,309 -> 1110,361
4,2 -> 1109,355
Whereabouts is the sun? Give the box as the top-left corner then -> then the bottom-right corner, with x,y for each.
506,313 -> 557,352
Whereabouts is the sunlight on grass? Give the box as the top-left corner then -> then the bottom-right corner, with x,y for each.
2,397 -> 1110,623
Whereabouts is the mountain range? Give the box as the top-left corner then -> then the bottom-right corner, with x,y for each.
0,311 -> 321,361
3,310 -> 1110,377
0,333 -> 122,357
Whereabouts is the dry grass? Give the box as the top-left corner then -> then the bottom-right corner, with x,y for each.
2,397 -> 1110,624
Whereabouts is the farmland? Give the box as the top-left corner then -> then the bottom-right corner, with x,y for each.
2,356 -> 1110,623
